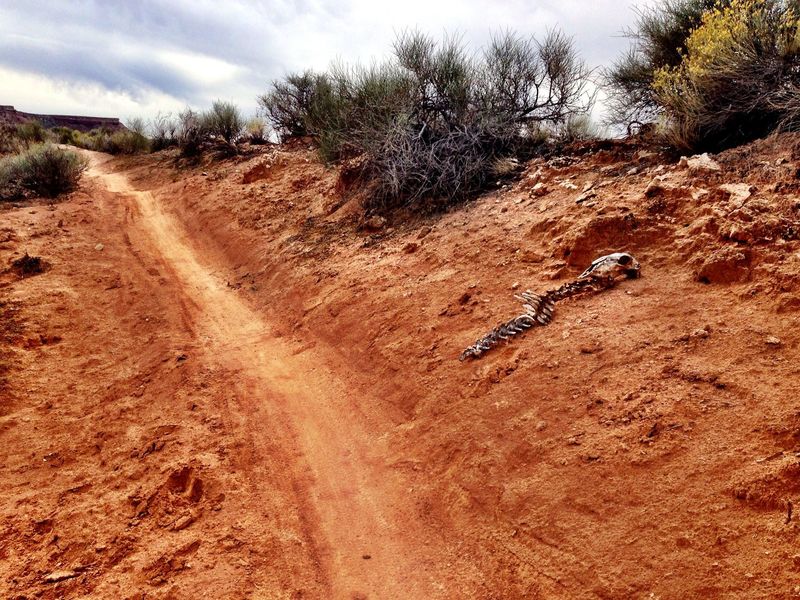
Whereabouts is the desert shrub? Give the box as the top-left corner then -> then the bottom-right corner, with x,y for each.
150,112 -> 178,151
258,71 -> 320,139
15,120 -> 49,145
605,0 -> 724,130
202,100 -> 245,146
61,125 -> 148,155
653,0 -> 800,149
556,114 -> 600,143
0,124 -> 23,154
261,30 -> 591,212
245,116 -> 268,144
0,156 -> 22,199
176,107 -> 208,157
607,0 -> 800,150
51,126 -> 81,146
0,144 -> 88,199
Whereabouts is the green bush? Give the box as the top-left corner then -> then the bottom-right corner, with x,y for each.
652,0 -> 800,149
0,144 -> 88,200
0,124 -> 23,154
260,30 -> 592,212
259,71 -> 320,139
607,0 -> 800,150
245,117 -> 268,144
0,156 -> 22,199
15,120 -> 49,145
51,126 -> 80,146
202,100 -> 245,146
176,107 -> 208,157
605,0 -> 724,130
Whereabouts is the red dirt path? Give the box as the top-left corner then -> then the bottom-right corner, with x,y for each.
2,138 -> 800,598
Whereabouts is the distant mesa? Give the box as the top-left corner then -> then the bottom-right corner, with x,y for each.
0,105 -> 126,132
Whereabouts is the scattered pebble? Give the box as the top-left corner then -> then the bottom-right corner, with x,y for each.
94,243 -> 104,251
766,336 -> 782,347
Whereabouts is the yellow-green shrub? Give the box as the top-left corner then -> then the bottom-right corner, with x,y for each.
652,0 -> 800,148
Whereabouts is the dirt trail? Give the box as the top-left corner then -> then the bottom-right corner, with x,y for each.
84,155 -> 445,599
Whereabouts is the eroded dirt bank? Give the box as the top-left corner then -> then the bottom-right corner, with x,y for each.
2,136 -> 800,598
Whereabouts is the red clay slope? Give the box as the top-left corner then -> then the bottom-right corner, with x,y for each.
2,135 -> 800,598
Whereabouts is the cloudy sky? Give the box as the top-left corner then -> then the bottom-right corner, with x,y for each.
0,0 -> 653,122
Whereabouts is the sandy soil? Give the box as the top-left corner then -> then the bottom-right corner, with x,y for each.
2,136 -> 800,598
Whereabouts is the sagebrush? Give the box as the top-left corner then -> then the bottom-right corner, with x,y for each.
260,30 -> 593,212
0,144 -> 88,200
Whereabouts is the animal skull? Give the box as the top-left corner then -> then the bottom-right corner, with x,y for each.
579,252 -> 641,280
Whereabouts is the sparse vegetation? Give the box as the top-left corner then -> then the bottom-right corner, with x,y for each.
245,116 -> 268,144
261,30 -> 592,212
203,100 -> 245,147
149,112 -> 179,151
15,120 -> 48,145
259,71 -> 319,139
607,0 -> 800,150
0,144 -> 88,200
176,107 -> 207,157
605,0 -> 721,132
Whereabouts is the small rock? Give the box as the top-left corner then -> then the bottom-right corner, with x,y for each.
94,243 -> 104,251
691,328 -> 710,339
560,181 -> 578,191
511,281 -> 520,290
526,168 -> 546,183
172,514 -> 196,531
718,183 -> 753,208
680,153 -> 722,173
402,242 -> 419,254
766,336 -> 782,347
696,246 -> 750,284
417,226 -> 432,239
530,182 -> 549,197
644,176 -> 674,197
627,167 -> 638,176
636,150 -> 655,160
519,250 -> 544,263
535,420 -> 548,431
364,215 -> 387,231
576,190 -> 597,204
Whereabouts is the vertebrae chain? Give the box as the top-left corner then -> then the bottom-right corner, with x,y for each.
459,274 -> 617,361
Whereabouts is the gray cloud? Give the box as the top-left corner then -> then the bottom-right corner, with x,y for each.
0,0 -> 652,119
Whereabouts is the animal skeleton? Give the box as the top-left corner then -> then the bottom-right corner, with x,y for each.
459,252 -> 641,361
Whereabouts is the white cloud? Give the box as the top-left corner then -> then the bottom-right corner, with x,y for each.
0,66 -> 185,122
0,0 -> 654,120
